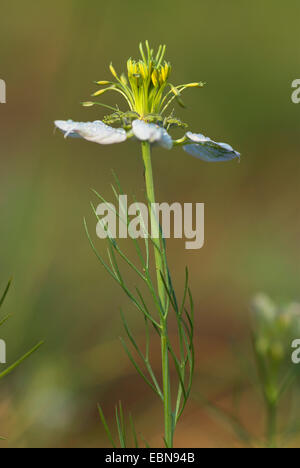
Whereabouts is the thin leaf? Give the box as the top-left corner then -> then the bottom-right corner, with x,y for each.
98,405 -> 117,448
140,434 -> 151,448
0,280 -> 12,309
120,337 -> 160,397
129,413 -> 139,448
84,219 -> 118,282
0,341 -> 43,380
179,268 -> 189,317
116,402 -> 126,448
203,398 -> 254,446
121,310 -> 163,400
0,314 -> 11,328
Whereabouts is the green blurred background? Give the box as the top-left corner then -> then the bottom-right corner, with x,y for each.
0,0 -> 300,448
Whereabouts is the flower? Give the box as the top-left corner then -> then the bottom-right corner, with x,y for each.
251,293 -> 300,362
54,41 -> 240,162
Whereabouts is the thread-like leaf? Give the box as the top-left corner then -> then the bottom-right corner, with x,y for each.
98,405 -> 116,448
0,280 -> 12,309
129,413 -> 139,448
203,398 -> 254,447
116,402 -> 126,448
121,310 -> 163,400
0,341 -> 43,380
120,337 -> 160,397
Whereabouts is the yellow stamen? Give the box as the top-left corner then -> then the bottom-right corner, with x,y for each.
139,62 -> 148,80
133,63 -> 139,75
185,82 -> 204,88
164,63 -> 169,79
109,63 -> 118,79
93,88 -> 109,97
82,101 -> 95,107
127,59 -> 133,76
151,70 -> 159,87
120,74 -> 128,86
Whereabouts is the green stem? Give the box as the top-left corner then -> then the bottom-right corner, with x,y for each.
141,141 -> 173,448
267,402 -> 277,448
141,141 -> 166,308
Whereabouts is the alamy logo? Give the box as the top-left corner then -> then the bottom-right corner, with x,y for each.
291,339 -> 300,364
0,339 -> 6,364
96,196 -> 205,250
291,79 -> 300,104
0,79 -> 6,104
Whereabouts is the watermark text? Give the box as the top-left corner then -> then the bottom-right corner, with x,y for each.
0,79 -> 6,104
291,79 -> 300,104
292,339 -> 300,364
96,196 -> 205,250
0,339 -> 6,364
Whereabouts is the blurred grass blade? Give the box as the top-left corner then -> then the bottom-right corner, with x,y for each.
203,398 -> 254,446
116,402 -> 126,448
0,314 -> 11,327
129,413 -> 139,448
0,280 -> 12,309
140,434 -> 151,448
98,405 -> 117,448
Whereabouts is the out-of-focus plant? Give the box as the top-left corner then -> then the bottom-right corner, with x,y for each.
205,294 -> 300,448
251,294 -> 300,448
55,41 -> 239,448
0,279 -> 43,439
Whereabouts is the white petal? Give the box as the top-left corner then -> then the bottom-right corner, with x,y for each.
55,120 -> 82,138
217,142 -> 235,152
132,120 -> 153,141
132,120 -> 173,150
158,127 -> 173,150
186,132 -> 211,144
54,120 -> 127,145
184,131 -> 240,162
